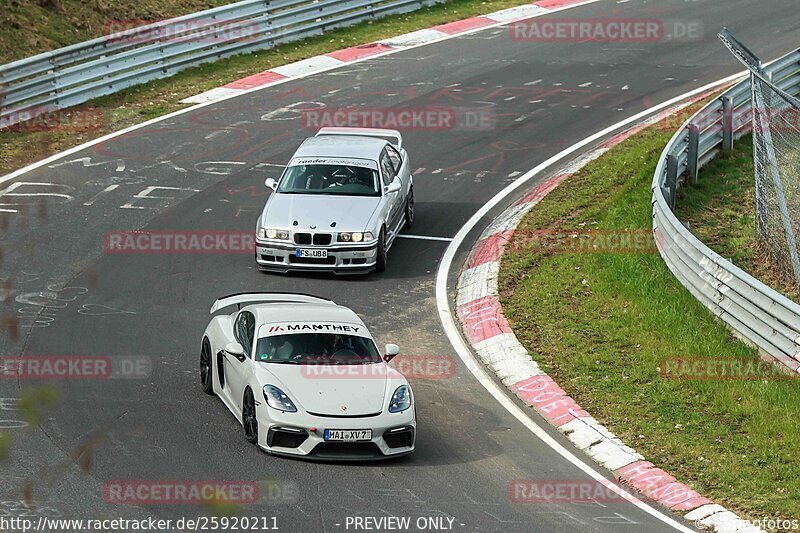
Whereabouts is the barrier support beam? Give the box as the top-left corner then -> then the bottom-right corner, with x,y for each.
687,123 -> 700,184
722,96 -> 734,152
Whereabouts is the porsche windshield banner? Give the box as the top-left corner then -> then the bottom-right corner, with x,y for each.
289,157 -> 379,170
260,322 -> 368,337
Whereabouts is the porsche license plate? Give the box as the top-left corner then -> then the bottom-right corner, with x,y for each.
324,429 -> 372,442
296,248 -> 327,258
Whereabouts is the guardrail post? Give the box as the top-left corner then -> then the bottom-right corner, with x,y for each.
665,155 -> 679,209
687,123 -> 700,184
722,96 -> 734,152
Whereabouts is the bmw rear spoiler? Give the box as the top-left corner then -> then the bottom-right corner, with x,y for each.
315,127 -> 403,150
210,292 -> 335,314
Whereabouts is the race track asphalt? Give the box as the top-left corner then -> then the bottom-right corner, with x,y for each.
1,0 -> 798,531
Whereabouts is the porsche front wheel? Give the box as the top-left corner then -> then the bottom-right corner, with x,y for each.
200,339 -> 214,396
243,389 -> 259,444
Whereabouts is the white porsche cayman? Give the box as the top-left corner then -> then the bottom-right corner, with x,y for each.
200,292 -> 415,460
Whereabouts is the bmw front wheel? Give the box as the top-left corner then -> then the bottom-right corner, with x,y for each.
375,228 -> 388,272
404,187 -> 414,229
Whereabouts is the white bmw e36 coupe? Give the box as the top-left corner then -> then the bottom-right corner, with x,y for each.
254,127 -> 414,274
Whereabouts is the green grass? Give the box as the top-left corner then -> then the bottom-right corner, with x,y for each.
674,136 -> 799,300
0,0 -> 532,176
499,115 -> 800,519
0,0 -> 234,63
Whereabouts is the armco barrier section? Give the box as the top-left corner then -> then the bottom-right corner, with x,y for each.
653,49 -> 800,371
0,0 -> 442,127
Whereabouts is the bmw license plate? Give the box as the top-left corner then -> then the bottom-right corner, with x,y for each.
324,429 -> 372,442
296,248 -> 327,258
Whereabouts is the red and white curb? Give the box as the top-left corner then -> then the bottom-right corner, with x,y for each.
455,95 -> 760,533
182,0 -> 589,104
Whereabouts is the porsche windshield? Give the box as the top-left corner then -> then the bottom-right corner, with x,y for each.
256,333 -> 382,364
276,163 -> 380,197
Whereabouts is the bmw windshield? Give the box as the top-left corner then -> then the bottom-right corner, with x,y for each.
276,158 -> 381,197
256,333 -> 383,364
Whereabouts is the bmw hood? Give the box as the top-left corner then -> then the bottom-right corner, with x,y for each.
260,194 -> 380,232
257,363 -> 389,416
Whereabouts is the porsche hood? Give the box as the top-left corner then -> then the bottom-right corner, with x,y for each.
260,194 -> 380,232
257,363 -> 390,416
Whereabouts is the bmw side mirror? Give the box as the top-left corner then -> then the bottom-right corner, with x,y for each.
385,178 -> 402,194
384,343 -> 400,363
224,342 -> 246,361
265,177 -> 278,190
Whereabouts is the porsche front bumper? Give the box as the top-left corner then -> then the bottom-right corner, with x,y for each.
256,407 -> 415,460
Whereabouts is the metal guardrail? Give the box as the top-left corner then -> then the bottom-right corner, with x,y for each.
652,48 -> 800,371
0,0 -> 443,127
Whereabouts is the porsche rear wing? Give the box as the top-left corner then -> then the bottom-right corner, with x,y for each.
315,127 -> 402,150
210,292 -> 335,314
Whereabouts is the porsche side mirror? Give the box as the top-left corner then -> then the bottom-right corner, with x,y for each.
265,177 -> 278,190
385,178 -> 401,194
224,342 -> 246,360
384,343 -> 400,363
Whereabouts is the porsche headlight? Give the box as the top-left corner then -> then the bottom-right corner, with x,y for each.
338,232 -> 375,242
258,228 -> 290,241
263,385 -> 297,412
388,385 -> 412,413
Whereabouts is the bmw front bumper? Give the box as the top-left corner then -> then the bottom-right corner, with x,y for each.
256,407 -> 416,460
255,239 -> 378,274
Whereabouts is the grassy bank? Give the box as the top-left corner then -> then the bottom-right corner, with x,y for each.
675,136 -> 799,300
499,115 -> 800,519
1,0 -> 234,63
0,0 -> 531,176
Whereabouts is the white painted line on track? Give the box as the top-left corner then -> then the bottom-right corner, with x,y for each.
397,234 -> 453,242
182,87 -> 245,104
378,28 -> 449,47
485,4 -> 547,22
270,55 -> 344,77
435,71 -> 756,533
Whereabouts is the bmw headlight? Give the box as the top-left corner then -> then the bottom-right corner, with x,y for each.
263,385 -> 297,412
388,385 -> 412,413
338,232 -> 375,242
258,228 -> 290,240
